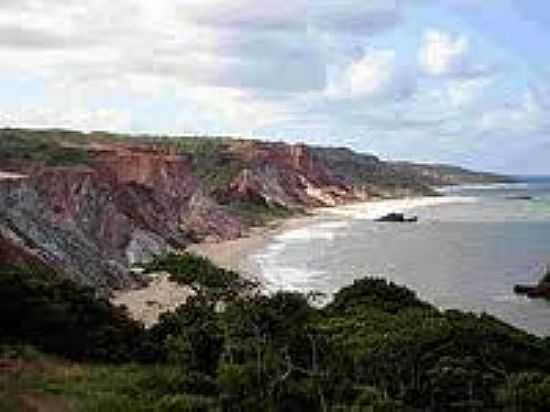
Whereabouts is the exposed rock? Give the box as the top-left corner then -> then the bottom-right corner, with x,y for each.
514,269 -> 550,300
514,283 -> 550,299
0,144 -> 242,292
375,213 -> 419,223
126,229 -> 172,267
507,196 -> 533,201
223,142 -> 353,208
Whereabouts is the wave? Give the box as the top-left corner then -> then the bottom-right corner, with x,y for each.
439,183 -> 530,193
274,220 -> 351,242
320,196 -> 477,220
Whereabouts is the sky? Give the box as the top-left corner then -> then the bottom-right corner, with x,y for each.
1,0 -> 550,174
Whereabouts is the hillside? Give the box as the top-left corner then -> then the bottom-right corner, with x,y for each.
390,161 -> 514,186
1,256 -> 549,411
0,128 -> 512,292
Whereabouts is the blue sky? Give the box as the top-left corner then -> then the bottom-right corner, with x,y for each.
1,0 -> 549,174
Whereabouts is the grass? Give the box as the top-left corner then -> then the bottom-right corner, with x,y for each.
0,129 -> 91,166
0,351 -> 219,412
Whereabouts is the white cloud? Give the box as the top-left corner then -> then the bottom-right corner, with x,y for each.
447,78 -> 492,107
346,51 -> 396,98
0,106 -> 131,132
0,0 -> 408,134
176,87 -> 294,133
418,29 -> 469,76
325,49 -> 416,100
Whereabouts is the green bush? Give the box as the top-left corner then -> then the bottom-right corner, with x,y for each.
0,265 -> 143,362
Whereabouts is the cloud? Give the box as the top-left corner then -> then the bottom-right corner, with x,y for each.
0,106 -> 131,132
447,78 -> 492,107
418,29 -> 470,77
0,0 -> 410,137
308,0 -> 402,34
479,90 -> 550,136
179,0 -> 307,31
325,49 -> 416,100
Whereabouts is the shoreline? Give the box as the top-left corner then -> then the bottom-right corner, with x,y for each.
187,211 -> 323,283
187,195 -> 475,284
112,211 -> 324,326
114,195 -> 475,326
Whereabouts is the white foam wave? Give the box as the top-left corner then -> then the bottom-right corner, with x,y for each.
320,196 -> 477,220
492,294 -> 530,304
440,183 -> 529,193
274,220 -> 350,242
260,265 -> 326,292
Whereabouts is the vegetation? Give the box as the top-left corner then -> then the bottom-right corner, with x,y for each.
226,200 -> 297,226
171,138 -> 246,195
2,255 -> 550,410
143,252 -> 258,305
0,128 -> 91,166
0,265 -> 143,362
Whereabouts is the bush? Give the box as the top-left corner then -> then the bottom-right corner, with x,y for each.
328,277 -> 434,314
0,265 -> 143,362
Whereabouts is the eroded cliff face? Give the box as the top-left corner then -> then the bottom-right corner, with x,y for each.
0,144 -> 242,291
0,129 -> 511,292
222,141 -> 357,208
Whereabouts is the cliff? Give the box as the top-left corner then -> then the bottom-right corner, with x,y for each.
0,138 -> 242,292
0,129 -> 512,292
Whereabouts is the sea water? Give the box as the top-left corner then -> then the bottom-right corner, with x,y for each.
244,178 -> 550,336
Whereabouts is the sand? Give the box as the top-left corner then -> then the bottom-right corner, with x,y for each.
187,213 -> 319,279
111,273 -> 193,328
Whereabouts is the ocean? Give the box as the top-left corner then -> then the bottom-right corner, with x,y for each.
244,177 -> 550,337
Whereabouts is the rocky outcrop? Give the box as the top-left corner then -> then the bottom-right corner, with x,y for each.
0,144 -> 242,292
223,142 -> 354,208
514,283 -> 550,299
514,271 -> 550,300
375,213 -> 418,223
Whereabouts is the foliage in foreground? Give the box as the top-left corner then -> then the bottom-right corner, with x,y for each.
2,254 -> 550,411
0,265 -> 143,362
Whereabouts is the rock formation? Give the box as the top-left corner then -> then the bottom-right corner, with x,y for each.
0,129 -> 512,292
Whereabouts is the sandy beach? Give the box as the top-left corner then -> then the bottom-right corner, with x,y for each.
187,212 -> 321,280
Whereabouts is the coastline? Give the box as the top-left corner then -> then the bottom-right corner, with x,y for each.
187,211 -> 323,283
112,211 -> 323,326
187,195 -> 475,283
114,194 -> 476,326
